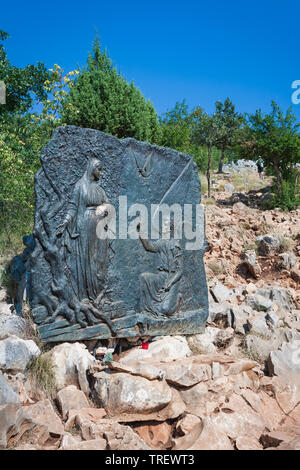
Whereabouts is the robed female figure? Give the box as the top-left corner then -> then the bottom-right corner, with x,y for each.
57,158 -> 109,301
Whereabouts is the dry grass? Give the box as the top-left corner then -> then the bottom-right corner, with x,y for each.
203,198 -> 217,206
232,172 -> 267,192
28,354 -> 57,399
23,303 -> 57,399
241,242 -> 258,258
277,235 -> 293,253
22,302 -> 42,348
207,260 -> 230,276
255,222 -> 273,236
199,173 -> 208,194
239,344 -> 267,363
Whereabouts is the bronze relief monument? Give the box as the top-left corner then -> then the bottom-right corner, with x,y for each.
30,126 -> 208,342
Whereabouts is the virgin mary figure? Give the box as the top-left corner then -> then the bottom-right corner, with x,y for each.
56,158 -> 109,302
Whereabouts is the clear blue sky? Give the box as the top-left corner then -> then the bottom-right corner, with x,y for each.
2,0 -> 300,120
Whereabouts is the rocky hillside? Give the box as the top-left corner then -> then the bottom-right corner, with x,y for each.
0,168 -> 300,451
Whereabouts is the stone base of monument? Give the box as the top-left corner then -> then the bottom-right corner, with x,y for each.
34,307 -> 206,343
30,126 -> 208,343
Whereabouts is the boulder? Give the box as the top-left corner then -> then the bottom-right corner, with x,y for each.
0,314 -> 27,339
0,372 -> 22,448
256,286 -> 295,313
279,252 -> 298,270
104,421 -> 151,450
256,234 -> 280,255
208,302 -> 231,326
187,327 -> 234,354
245,294 -> 272,312
188,417 -> 233,450
94,369 -> 185,422
3,372 -> 34,405
133,422 -> 172,449
56,385 -> 89,420
211,361 -> 223,379
0,404 -> 40,449
119,336 -> 192,364
45,342 -> 96,394
244,250 -> 261,279
224,183 -> 235,193
235,436 -> 263,450
230,306 -> 252,335
244,329 -> 289,362
210,393 -> 265,440
179,381 -> 213,416
187,332 -> 217,354
11,421 -> 51,450
70,417 -> 150,450
23,399 -> 64,436
176,414 -> 201,436
159,359 -> 211,387
0,372 -> 38,449
94,371 -> 172,418
228,370 -> 261,393
0,302 -> 13,316
232,202 -> 248,212
268,340 -> 300,386
59,433 -> 82,450
178,356 -> 259,415
172,420 -> 203,450
271,381 -> 300,417
65,407 -> 106,431
214,328 -> 235,348
246,316 -> 272,339
210,282 -> 234,303
68,412 -> 105,440
0,370 -> 20,406
284,310 -> 300,331
265,310 -> 280,328
109,360 -> 165,381
0,335 -> 40,372
241,389 -> 283,431
224,359 -> 259,376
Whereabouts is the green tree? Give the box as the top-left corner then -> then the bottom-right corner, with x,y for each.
159,100 -> 191,152
159,101 -> 220,175
62,37 -> 161,143
191,108 -> 224,197
244,102 -> 300,208
0,31 -> 54,252
214,98 -> 243,173
0,30 -> 50,117
0,114 -> 53,251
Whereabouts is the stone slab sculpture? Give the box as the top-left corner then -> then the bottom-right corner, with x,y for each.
30,126 -> 208,342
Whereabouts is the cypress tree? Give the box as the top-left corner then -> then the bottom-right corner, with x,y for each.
62,37 -> 161,143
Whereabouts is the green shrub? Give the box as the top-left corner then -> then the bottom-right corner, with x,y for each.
264,173 -> 300,212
